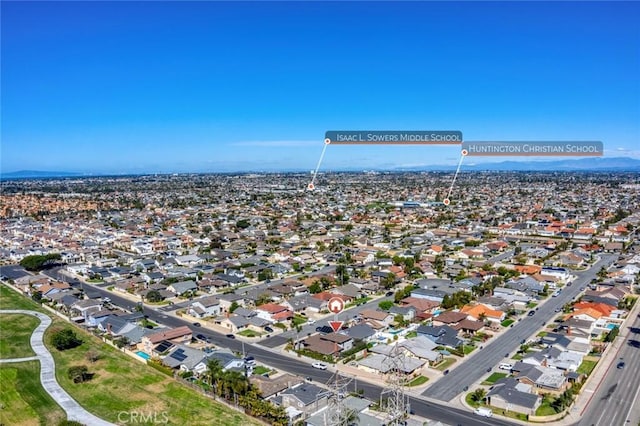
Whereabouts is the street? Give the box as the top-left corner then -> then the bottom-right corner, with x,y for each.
423,254 -> 618,402
577,311 -> 640,426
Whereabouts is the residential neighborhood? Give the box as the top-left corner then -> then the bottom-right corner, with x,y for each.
1,171 -> 639,426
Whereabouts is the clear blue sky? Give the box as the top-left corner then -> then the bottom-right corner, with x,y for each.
2,1 -> 639,173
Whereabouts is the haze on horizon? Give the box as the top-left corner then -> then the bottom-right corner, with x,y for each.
1,1 -> 639,174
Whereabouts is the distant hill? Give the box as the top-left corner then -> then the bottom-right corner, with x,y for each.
393,157 -> 640,172
0,170 -> 83,179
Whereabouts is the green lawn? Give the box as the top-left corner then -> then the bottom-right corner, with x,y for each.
482,372 -> 507,385
0,361 -> 66,426
237,329 -> 263,338
511,353 -> 523,360
0,284 -> 262,426
406,375 -> 428,387
535,401 -> 557,416
537,331 -> 548,337
434,357 -> 457,371
252,365 -> 270,375
0,314 -> 40,359
292,315 -> 307,327
577,360 -> 598,376
405,331 -> 418,339
501,319 -> 514,327
463,345 -> 476,355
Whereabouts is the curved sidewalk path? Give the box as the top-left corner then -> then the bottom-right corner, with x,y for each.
0,310 -> 114,426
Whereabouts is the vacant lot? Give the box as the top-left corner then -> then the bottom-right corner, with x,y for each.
0,284 -> 262,426
0,313 -> 40,358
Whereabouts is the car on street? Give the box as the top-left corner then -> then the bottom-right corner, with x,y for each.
528,310 -> 536,316
307,319 -> 316,325
555,308 -> 561,312
312,362 -> 327,370
192,322 -> 201,327
225,334 -> 236,339
474,407 -> 493,417
617,361 -> 625,369
196,333 -> 207,341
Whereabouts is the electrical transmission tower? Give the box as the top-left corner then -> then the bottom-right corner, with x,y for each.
323,370 -> 354,426
380,343 -> 409,425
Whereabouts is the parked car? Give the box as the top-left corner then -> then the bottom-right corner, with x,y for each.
225,334 -> 236,339
307,319 -> 316,325
474,407 -> 493,417
312,362 -> 327,370
528,310 -> 536,316
264,326 -> 274,332
192,322 -> 201,327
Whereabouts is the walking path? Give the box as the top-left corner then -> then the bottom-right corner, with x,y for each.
0,309 -> 114,426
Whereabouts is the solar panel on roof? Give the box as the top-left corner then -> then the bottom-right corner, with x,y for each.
155,341 -> 174,353
171,349 -> 188,361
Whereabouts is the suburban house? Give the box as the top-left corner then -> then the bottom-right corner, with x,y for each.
460,303 -> 506,324
275,382 -> 328,419
188,296 -> 221,318
163,345 -> 211,375
487,377 -> 542,416
416,325 -> 463,349
249,374 -> 304,400
299,333 -> 353,356
141,326 -> 193,354
167,280 -> 198,296
255,303 -> 294,323
359,309 -> 394,327
511,362 -> 568,393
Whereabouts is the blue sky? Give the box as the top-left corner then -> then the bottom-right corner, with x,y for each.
2,1 -> 639,173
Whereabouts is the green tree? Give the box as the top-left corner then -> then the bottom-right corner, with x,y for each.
471,388 -> 487,403
309,281 -> 322,294
255,293 -> 272,306
52,329 -> 83,351
229,301 -> 240,313
146,289 -> 163,303
378,300 -> 394,311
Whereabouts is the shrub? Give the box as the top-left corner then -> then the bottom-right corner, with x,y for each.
67,365 -> 91,383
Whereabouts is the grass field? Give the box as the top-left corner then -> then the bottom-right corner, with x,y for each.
0,313 -> 40,358
0,361 -> 66,426
0,284 -> 262,426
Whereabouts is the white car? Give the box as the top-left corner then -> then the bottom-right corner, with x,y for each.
312,362 -> 327,370
307,319 -> 316,325
474,407 -> 493,417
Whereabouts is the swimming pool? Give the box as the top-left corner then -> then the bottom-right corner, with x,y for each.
136,351 -> 151,360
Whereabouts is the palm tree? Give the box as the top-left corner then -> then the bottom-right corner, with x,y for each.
205,359 -> 223,394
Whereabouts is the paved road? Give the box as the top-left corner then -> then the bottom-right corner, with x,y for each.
577,311 -> 640,426
423,254 -> 618,402
56,274 -> 517,426
0,309 -> 114,426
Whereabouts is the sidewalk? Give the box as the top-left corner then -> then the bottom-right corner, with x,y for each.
0,309 -> 115,426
